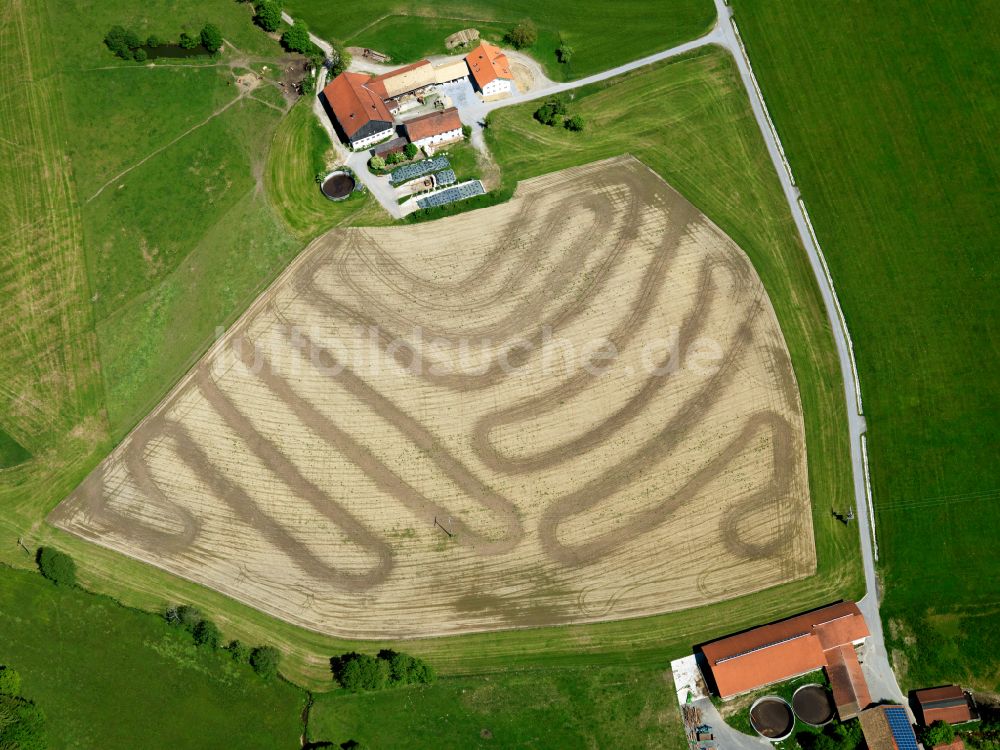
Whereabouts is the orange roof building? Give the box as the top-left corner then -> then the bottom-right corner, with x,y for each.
701,602 -> 871,719
464,41 -> 514,95
320,72 -> 394,149
914,686 -> 974,725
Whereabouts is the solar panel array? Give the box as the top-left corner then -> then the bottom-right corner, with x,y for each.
390,156 -> 450,185
416,180 -> 485,209
434,169 -> 457,187
885,707 -> 918,750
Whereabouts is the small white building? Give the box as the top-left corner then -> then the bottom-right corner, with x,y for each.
404,107 -> 464,151
465,41 -> 515,96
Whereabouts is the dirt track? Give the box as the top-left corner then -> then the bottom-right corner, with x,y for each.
51,156 -> 815,638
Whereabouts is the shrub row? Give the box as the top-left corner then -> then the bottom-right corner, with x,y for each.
164,605 -> 281,679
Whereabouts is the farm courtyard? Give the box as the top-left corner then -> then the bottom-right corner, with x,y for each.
51,156 -> 815,639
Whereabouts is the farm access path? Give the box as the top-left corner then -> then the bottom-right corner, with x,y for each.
294,0 -> 904,716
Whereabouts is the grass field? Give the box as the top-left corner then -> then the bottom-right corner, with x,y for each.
0,566 -> 304,749
265,99 -> 390,241
283,0 -> 716,80
308,667 -> 687,749
731,0 -> 1000,691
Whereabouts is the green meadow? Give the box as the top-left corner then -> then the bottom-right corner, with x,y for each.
731,0 -> 1000,691
283,0 -> 716,79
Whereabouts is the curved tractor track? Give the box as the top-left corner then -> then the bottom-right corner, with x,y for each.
51,156 -> 815,639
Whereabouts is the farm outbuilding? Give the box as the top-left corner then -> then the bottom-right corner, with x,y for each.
404,107 -> 463,151
366,60 -> 436,99
859,706 -> 919,750
914,686 -> 975,726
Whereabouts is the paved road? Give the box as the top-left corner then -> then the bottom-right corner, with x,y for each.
291,0 -> 905,712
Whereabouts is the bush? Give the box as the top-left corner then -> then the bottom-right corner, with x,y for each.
924,721 -> 957,748
146,34 -> 161,48
250,646 -> 281,680
0,667 -> 22,697
385,151 -> 402,165
133,47 -> 147,62
226,640 -> 251,663
254,0 -> 282,33
192,619 -> 222,649
369,155 -> 386,171
35,547 -> 76,586
556,43 -> 574,64
462,124 -> 472,139
201,23 -> 223,54
565,114 -> 584,132
403,143 -> 418,159
0,693 -> 46,750
505,19 -> 537,49
178,31 -> 200,50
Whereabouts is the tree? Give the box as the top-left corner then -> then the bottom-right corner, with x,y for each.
369,155 -> 386,171
330,652 -> 387,692
104,26 -> 132,58
281,21 -> 312,54
327,41 -> 351,76
0,694 -> 46,750
533,97 -> 566,126
178,31 -> 200,50
565,114 -> 584,132
123,28 -> 143,51
556,43 -> 574,64
226,640 -> 251,663
146,34 -> 161,48
35,547 -> 76,586
254,0 -> 282,33
165,604 -> 203,632
403,143 -> 418,159
385,151 -> 402,165
192,619 -> 222,649
250,646 -> 281,680
924,721 -> 957,748
505,19 -> 537,49
200,23 -> 223,54
133,47 -> 148,62
0,667 -> 22,697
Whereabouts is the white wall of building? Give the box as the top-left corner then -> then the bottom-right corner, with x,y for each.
482,78 -> 513,96
350,127 -> 395,150
413,128 -> 463,150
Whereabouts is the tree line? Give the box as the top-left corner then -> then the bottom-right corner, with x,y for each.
103,23 -> 222,61
330,650 -> 436,692
164,604 -> 282,680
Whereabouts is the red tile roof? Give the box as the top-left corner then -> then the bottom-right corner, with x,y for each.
465,41 -> 512,88
825,643 -> 873,719
915,686 -> 973,725
404,107 -> 462,142
321,72 -> 392,139
702,602 -> 870,698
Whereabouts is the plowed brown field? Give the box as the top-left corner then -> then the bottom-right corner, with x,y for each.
51,156 -> 815,638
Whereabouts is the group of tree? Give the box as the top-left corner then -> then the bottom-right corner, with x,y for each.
0,665 -> 46,750
795,718 -> 864,750
329,650 -> 435,692
505,19 -> 537,49
35,547 -> 76,587
533,96 -> 584,131
164,605 -> 281,679
103,23 -> 222,61
370,144 -> 420,171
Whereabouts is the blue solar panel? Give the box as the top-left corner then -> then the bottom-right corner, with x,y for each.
885,707 -> 918,750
